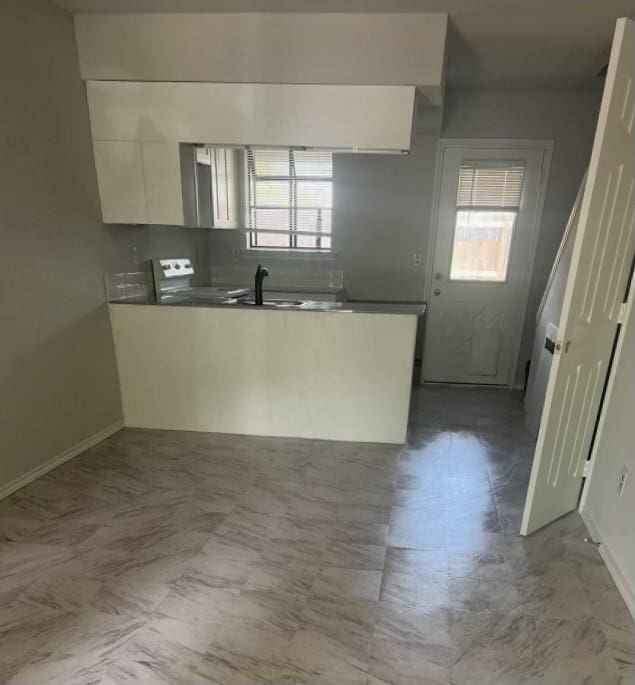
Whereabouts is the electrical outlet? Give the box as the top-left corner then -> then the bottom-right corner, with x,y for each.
413,253 -> 422,267
617,467 -> 629,497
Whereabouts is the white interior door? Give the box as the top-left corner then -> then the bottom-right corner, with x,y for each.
521,17 -> 635,536
424,143 -> 548,385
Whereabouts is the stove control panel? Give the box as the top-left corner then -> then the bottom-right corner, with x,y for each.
151,257 -> 196,304
159,258 -> 194,279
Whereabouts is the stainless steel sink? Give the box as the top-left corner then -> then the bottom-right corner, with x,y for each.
238,298 -> 304,308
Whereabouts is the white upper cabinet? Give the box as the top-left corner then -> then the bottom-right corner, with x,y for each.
87,81 -> 417,224
80,12 -> 446,225
75,12 -> 447,107
141,142 -> 185,226
93,140 -> 185,225
87,81 -> 416,152
93,141 -> 146,224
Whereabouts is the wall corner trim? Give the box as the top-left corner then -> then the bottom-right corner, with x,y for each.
579,505 -> 635,622
0,420 -> 125,502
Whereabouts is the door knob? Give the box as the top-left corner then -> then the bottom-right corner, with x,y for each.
433,288 -> 441,296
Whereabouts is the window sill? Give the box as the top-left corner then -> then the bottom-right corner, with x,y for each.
239,249 -> 339,262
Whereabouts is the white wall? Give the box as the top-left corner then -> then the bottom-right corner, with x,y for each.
0,0 -> 124,491
209,90 -> 601,382
582,293 -> 635,618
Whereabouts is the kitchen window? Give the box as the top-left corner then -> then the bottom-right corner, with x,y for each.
246,148 -> 333,251
449,160 -> 526,281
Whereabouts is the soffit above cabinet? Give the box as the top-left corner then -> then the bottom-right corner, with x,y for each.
74,12 -> 447,106
86,81 -> 416,151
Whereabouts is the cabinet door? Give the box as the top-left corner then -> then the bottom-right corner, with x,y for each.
142,142 -> 185,226
87,81 -> 415,151
210,147 -> 238,229
93,141 -> 147,224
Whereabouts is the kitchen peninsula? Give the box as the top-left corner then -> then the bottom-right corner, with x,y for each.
109,297 -> 420,444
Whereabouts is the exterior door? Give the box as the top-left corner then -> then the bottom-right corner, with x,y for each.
522,18 -> 635,536
424,143 -> 549,385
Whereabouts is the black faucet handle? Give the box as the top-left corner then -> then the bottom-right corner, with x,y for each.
255,265 -> 269,306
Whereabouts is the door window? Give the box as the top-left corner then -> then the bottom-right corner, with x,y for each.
450,161 -> 526,282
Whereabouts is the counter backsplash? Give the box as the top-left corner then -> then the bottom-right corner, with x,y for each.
104,271 -> 153,304
210,264 -> 344,293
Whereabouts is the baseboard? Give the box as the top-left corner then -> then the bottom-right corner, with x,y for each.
422,381 -> 524,389
0,420 -> 125,502
580,505 -> 635,621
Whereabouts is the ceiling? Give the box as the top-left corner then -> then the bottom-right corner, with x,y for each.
51,0 -> 635,90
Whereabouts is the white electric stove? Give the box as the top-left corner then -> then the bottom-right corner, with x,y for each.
151,258 -> 248,305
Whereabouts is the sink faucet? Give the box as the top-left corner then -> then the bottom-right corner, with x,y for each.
254,264 -> 269,305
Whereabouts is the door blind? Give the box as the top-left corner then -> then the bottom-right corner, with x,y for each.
457,161 -> 526,208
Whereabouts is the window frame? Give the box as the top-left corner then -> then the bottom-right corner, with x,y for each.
447,159 -> 527,284
245,148 -> 333,253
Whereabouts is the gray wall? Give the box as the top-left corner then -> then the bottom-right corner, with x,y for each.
582,291 -> 635,609
0,0 -> 210,490
103,224 -> 209,280
0,0 -> 123,488
209,89 -> 601,383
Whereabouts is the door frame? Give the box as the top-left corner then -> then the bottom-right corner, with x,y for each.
423,138 -> 554,388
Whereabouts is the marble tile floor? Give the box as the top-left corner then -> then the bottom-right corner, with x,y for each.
1,385 -> 633,684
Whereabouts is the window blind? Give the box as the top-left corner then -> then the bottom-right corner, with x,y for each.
247,148 -> 333,250
456,161 -> 526,208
